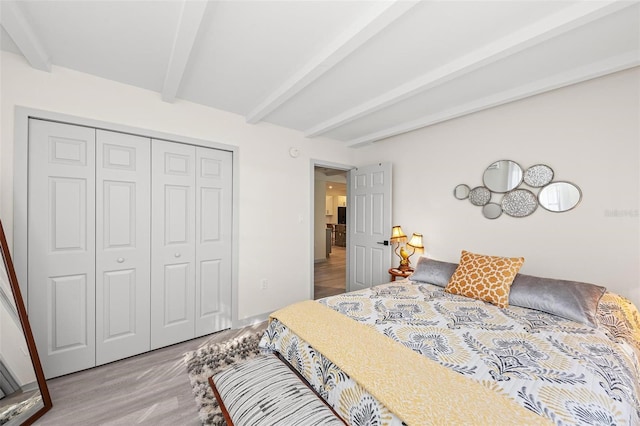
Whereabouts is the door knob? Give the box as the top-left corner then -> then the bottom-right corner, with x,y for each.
175,253 -> 181,258
117,257 -> 125,263
376,241 -> 389,246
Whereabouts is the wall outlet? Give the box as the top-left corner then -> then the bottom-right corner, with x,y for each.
260,279 -> 268,290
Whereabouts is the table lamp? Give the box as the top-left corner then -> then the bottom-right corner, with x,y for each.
390,226 -> 424,271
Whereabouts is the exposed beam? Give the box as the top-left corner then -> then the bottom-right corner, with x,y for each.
307,0 -> 634,139
161,0 -> 208,102
346,52 -> 640,148
245,0 -> 419,124
0,1 -> 51,72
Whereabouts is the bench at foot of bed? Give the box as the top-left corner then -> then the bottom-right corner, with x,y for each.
208,354 -> 346,426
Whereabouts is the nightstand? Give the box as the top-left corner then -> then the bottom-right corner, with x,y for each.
388,267 -> 414,282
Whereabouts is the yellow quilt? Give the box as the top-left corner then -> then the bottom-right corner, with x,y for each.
271,300 -> 551,426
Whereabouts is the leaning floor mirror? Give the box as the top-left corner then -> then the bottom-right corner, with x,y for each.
0,219 -> 51,425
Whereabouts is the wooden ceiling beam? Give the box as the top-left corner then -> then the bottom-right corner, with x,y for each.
161,0 -> 208,103
0,1 -> 51,72
308,0 -> 634,140
245,0 -> 419,124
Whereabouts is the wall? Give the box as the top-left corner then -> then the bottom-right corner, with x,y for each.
357,67 -> 640,308
0,52 -> 356,322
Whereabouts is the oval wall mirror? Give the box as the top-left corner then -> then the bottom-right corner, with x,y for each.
0,220 -> 51,425
453,184 -> 470,200
483,160 -> 523,193
538,181 -> 582,212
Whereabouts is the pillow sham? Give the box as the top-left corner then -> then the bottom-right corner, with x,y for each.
410,257 -> 458,287
445,250 -> 524,308
509,274 -> 606,327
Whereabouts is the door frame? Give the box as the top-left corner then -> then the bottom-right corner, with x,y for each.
310,159 -> 353,300
12,107 -> 241,326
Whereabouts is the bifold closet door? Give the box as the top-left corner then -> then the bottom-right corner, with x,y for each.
95,130 -> 151,365
151,140 -> 197,349
195,147 -> 232,336
150,141 -> 233,348
28,119 -> 96,378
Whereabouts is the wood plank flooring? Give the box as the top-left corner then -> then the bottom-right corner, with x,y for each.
314,245 -> 346,299
35,322 -> 267,425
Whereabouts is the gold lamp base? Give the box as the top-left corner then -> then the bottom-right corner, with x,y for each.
397,264 -> 412,272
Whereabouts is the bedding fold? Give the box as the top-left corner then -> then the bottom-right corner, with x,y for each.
270,300 -> 551,426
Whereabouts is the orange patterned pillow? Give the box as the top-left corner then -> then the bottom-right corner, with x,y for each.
445,250 -> 524,308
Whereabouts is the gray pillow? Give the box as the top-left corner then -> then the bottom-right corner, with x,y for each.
410,257 -> 458,287
509,274 -> 606,327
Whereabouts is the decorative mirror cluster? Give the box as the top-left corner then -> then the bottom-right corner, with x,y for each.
454,160 -> 582,219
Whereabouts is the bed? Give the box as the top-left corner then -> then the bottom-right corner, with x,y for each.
258,255 -> 640,425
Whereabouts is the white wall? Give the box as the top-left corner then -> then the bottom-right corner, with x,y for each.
357,67 -> 640,308
0,52 -> 356,322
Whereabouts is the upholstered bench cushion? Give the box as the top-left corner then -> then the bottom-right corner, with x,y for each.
209,354 -> 345,426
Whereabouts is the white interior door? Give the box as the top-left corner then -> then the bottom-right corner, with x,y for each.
95,130 -> 151,365
195,147 -> 232,336
349,162 -> 392,292
28,119 -> 96,378
151,140 -> 196,349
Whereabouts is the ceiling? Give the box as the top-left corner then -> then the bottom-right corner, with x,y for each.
2,1 -> 638,148
315,167 -> 348,189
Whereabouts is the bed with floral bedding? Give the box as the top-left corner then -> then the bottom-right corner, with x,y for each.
258,256 -> 640,426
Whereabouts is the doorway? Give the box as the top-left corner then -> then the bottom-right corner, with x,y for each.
313,166 -> 348,299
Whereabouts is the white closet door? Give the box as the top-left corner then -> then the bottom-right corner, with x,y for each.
195,147 -> 232,336
95,130 -> 151,365
150,140 -> 196,349
28,119 -> 96,379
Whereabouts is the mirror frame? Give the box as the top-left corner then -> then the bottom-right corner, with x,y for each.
0,220 -> 52,425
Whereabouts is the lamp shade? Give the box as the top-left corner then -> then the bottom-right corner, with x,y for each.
390,225 -> 407,242
407,233 -> 424,250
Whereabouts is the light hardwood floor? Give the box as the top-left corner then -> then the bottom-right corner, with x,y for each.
314,245 -> 346,299
34,246 -> 344,424
35,322 -> 267,425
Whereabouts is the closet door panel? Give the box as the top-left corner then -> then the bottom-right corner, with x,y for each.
28,119 -> 96,379
49,274 -> 88,349
195,148 -> 232,336
96,130 -> 150,365
151,140 -> 196,349
163,263 -> 190,323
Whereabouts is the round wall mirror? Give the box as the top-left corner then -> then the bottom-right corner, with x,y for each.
538,181 -> 582,212
482,203 -> 502,219
453,184 -> 470,200
483,160 -> 523,193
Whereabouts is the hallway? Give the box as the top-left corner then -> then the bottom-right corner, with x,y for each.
314,245 -> 346,299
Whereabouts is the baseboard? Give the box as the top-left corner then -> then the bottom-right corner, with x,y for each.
233,312 -> 269,329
